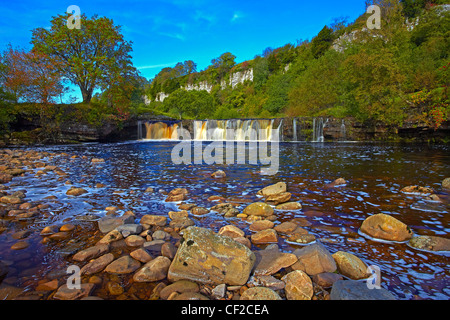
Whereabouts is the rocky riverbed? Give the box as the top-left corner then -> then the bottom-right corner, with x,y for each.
0,143 -> 449,300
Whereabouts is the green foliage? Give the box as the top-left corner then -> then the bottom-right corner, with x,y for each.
310,26 -> 335,59
0,87 -> 16,134
162,89 -> 214,119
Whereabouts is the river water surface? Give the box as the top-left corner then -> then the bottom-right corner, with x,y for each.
0,141 -> 449,300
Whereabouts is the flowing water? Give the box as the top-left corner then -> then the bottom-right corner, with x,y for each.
0,141 -> 449,300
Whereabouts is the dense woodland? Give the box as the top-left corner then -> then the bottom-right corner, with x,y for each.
0,0 -> 449,142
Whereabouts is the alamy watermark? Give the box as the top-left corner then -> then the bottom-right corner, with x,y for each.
367,5 -> 381,30
67,5 -> 81,29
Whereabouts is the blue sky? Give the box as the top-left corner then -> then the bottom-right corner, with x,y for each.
1,0 -> 367,101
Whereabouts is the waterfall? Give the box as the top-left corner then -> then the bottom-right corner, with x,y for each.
141,121 -> 181,140
340,119 -> 346,141
192,119 -> 276,141
312,118 -> 324,142
293,118 -> 297,142
137,120 -> 143,140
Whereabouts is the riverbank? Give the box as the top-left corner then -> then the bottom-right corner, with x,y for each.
0,142 -> 449,300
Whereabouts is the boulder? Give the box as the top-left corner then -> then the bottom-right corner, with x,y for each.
166,188 -> 188,202
72,244 -> 110,262
211,170 -> 226,178
53,283 -> 95,300
257,182 -> 287,197
265,192 -> 292,205
66,187 -> 88,196
252,247 -> 298,276
140,215 -> 167,227
274,221 -> 299,234
330,280 -> 395,300
275,202 -> 302,210
249,220 -> 274,232
332,251 -> 369,280
251,229 -> 278,244
98,214 -> 135,234
312,272 -> 343,288
282,270 -> 314,300
133,256 -> 171,282
168,227 -> 255,286
80,253 -> 115,275
409,235 -> 450,252
240,287 -> 282,300
400,185 -> 434,195
243,202 -> 274,217
159,280 -> 200,300
360,213 -> 412,242
104,255 -> 141,275
218,225 -> 245,239
442,178 -> 450,189
291,242 -> 337,275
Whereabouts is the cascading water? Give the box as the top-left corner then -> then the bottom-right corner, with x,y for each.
293,118 -> 297,142
193,119 -> 276,141
142,122 -> 181,140
340,119 -> 347,141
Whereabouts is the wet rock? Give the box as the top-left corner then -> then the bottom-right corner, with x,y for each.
80,253 -> 115,275
36,279 -> 59,291
169,217 -> 195,229
53,283 -> 95,300
291,242 -> 337,275
133,256 -> 171,282
249,220 -> 274,232
330,280 -> 396,300
98,214 -> 135,234
12,230 -> 32,240
124,235 -> 145,247
116,224 -> 143,237
1,196 -> 22,204
257,182 -> 287,197
274,221 -> 299,234
72,244 -> 110,262
360,213 -> 412,242
10,241 -> 29,250
91,158 -> 105,163
105,255 -> 141,275
140,215 -> 167,227
252,247 -> 297,276
97,229 -> 123,244
400,185 -> 434,195
282,270 -> 314,300
248,275 -> 285,290
332,251 -> 369,280
0,173 -> 13,184
264,192 -> 292,205
160,280 -> 200,300
168,226 -> 256,286
243,202 -> 274,217
218,225 -> 245,239
240,287 -> 282,300
211,203 -> 239,217
333,178 -> 347,186
66,187 -> 88,196
211,283 -> 227,300
211,170 -> 226,179
288,233 -> 316,244
130,248 -> 153,263
166,188 -> 188,202
191,207 -> 209,216
442,178 -> 450,189
409,235 -> 450,252
60,224 -> 75,232
168,210 -> 189,220
161,242 -> 178,259
312,272 -> 343,288
275,202 -> 302,210
143,240 -> 165,252
251,229 -> 278,244
152,230 -> 170,241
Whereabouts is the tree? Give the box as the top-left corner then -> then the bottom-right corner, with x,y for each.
163,89 -> 213,119
1,46 -> 65,104
310,26 -> 335,59
31,13 -> 138,103
211,52 -> 236,79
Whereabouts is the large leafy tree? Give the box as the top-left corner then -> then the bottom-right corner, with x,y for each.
31,13 -> 138,103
